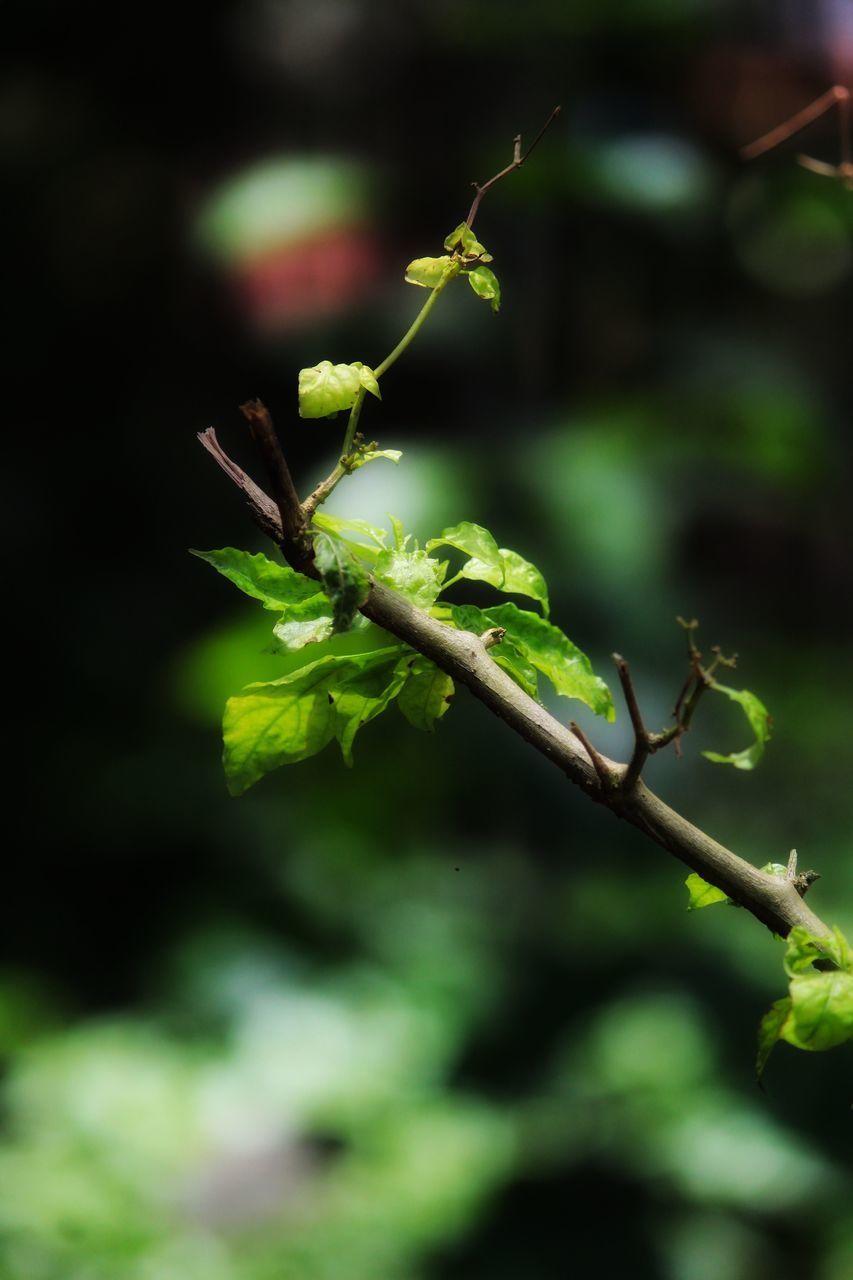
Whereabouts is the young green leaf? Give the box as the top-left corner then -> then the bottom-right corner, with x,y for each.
449,604 -> 539,697
191,548 -> 320,612
467,265 -> 501,312
450,601 -> 614,720
312,512 -> 388,560
405,256 -> 453,288
271,605 -> 334,651
702,681 -> 771,770
757,926 -> 853,1075
374,547 -> 446,609
497,548 -> 550,615
443,223 -> 490,258
427,522 -> 505,587
685,872 -> 730,910
313,532 -> 371,632
298,360 -> 381,418
349,448 -> 403,470
396,655 -> 455,731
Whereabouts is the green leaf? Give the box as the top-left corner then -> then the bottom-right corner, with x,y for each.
298,360 -> 380,418
467,265 -> 501,312
223,656 -> 343,794
349,448 -> 403,470
685,872 -> 730,910
312,512 -> 388,558
497,548 -> 550,615
331,651 -> 407,765
374,547 -> 445,609
784,925 -> 852,978
756,998 -> 792,1078
223,648 -> 406,791
449,601 -> 614,720
427,522 -> 505,587
313,532 -> 371,632
271,606 -> 333,651
784,970 -> 853,1051
191,548 -> 320,612
443,223 -> 490,258
702,681 -> 771,770
396,655 -> 455,731
389,514 -> 408,551
405,256 -> 453,288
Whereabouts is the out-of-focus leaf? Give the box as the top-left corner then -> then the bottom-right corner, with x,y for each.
298,360 -> 380,418
191,548 -> 320,611
685,873 -> 730,910
405,256 -> 453,287
467,265 -> 500,312
374,548 -> 445,609
314,532 -> 371,632
396,655 -> 455,731
702,681 -> 771,770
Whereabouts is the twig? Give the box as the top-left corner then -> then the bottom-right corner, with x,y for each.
239,400 -> 310,571
741,85 -> 849,161
198,430 -> 831,941
570,721 -> 615,790
466,105 -> 561,228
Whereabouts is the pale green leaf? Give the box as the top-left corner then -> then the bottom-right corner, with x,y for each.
349,448 -> 403,470
374,547 -> 445,609
312,511 -> 388,554
298,361 -> 379,418
784,925 -> 852,979
396,655 -> 455,731
497,548 -> 550,615
389,514 -> 408,551
271,609 -> 333,651
191,548 -> 320,612
756,998 -> 792,1078
702,681 -> 771,770
427,522 -> 504,587
313,532 -> 371,632
467,265 -> 501,312
685,872 -> 730,911
405,256 -> 453,287
443,223 -> 489,258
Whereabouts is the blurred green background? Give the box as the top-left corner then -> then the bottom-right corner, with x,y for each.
5,0 -> 853,1276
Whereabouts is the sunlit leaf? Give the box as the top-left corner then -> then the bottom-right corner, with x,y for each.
702,681 -> 771,770
350,448 -> 403,470
450,604 -> 539,698
312,511 -> 388,555
427,522 -> 504,587
497,548 -> 549,615
374,547 -> 445,609
784,925 -> 852,978
191,548 -> 320,612
314,532 -> 371,632
685,872 -> 730,910
298,360 -> 380,418
467,265 -> 500,312
396,654 -> 455,731
405,256 -> 453,287
271,607 -> 334,651
784,970 -> 853,1052
443,223 -> 489,258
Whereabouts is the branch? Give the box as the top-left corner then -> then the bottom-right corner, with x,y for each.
466,106 -> 561,228
199,432 -> 831,942
238,400 -> 311,572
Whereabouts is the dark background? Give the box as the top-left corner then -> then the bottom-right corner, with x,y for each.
4,1 -> 853,1277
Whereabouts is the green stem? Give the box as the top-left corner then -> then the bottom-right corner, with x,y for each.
374,264 -> 460,379
341,386 -> 367,461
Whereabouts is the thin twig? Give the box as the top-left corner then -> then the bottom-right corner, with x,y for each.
741,85 -> 849,160
239,400 -> 310,571
569,721 -> 614,790
466,105 -> 561,228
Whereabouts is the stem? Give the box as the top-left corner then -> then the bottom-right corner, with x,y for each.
374,266 -> 459,380
466,105 -> 561,228
341,387 -> 366,461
